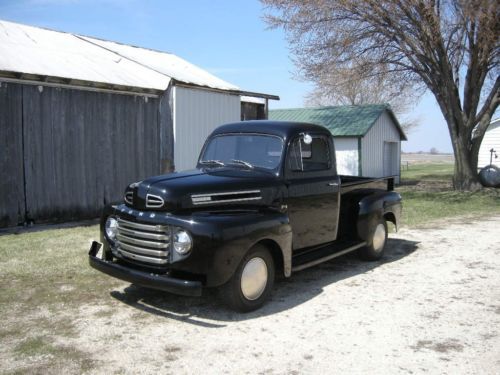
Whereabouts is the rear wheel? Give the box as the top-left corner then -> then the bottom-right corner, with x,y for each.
358,218 -> 388,261
221,244 -> 275,312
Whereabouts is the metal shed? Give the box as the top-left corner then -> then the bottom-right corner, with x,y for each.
0,20 -> 277,227
269,105 -> 406,182
477,118 -> 500,169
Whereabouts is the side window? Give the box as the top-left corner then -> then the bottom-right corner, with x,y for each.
287,136 -> 331,172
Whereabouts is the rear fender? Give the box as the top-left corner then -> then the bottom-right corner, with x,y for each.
357,191 -> 402,242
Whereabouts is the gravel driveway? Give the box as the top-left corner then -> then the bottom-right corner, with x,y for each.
12,216 -> 500,374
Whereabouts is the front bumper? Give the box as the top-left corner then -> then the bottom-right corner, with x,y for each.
88,241 -> 202,297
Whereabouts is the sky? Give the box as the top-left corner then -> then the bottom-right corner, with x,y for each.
0,0 -> 454,153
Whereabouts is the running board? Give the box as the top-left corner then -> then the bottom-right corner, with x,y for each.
292,241 -> 367,272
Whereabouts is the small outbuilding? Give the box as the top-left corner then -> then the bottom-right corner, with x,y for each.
269,105 -> 406,182
0,20 -> 277,227
477,118 -> 500,169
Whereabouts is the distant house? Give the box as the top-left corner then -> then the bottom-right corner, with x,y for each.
269,105 -> 407,182
0,20 -> 277,227
477,118 -> 500,169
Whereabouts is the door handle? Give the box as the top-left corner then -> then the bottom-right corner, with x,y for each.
327,182 -> 338,186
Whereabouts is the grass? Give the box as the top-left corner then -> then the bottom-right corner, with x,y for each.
400,162 -> 454,181
397,162 -> 500,227
0,224 -> 118,373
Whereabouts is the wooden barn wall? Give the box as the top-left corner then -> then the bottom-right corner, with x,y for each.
0,82 -> 25,227
0,82 -> 167,226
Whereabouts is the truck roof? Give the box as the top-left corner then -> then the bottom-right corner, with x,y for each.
211,120 -> 331,140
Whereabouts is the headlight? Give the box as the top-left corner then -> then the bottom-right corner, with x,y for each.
173,229 -> 192,255
105,217 -> 118,241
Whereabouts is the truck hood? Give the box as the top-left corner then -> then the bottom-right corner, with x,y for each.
124,167 -> 285,212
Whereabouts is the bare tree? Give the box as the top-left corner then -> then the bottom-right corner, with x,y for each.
262,0 -> 499,190
304,61 -> 421,133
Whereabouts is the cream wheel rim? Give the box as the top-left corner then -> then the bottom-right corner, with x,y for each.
241,257 -> 268,300
372,223 -> 386,252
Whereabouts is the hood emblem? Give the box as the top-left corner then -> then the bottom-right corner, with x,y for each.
191,190 -> 261,205
146,194 -> 164,208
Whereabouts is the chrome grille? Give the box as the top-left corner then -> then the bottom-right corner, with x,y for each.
124,191 -> 133,205
115,218 -> 170,265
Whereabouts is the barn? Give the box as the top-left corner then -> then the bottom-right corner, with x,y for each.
0,20 -> 277,227
477,118 -> 500,169
269,105 -> 406,182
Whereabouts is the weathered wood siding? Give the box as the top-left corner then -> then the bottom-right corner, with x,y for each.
0,82 -> 25,227
1,81 -> 169,226
173,86 -> 240,171
361,111 -> 401,182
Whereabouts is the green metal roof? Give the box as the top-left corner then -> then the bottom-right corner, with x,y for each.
269,104 -> 406,140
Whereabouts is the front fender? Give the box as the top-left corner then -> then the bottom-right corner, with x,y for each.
204,211 -> 293,286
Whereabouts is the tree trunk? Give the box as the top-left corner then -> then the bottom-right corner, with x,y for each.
441,107 -> 482,191
452,138 -> 481,191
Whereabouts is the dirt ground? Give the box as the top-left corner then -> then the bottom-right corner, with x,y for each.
3,215 -> 500,374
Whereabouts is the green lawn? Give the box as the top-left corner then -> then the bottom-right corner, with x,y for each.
397,163 -> 500,227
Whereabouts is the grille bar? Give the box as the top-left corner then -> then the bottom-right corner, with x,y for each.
117,226 -> 169,241
118,218 -> 167,232
117,241 -> 168,257
118,248 -> 168,264
116,234 -> 169,249
115,218 -> 170,266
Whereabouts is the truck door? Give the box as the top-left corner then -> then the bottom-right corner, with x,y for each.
285,134 -> 340,250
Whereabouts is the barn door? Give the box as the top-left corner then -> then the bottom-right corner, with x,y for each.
383,142 -> 398,176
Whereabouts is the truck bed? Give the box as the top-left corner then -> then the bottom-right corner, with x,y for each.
340,175 -> 395,194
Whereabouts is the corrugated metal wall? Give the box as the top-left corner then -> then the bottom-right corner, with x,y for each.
0,81 -> 166,227
333,137 -> 359,175
173,86 -> 240,171
478,120 -> 500,168
361,111 -> 401,180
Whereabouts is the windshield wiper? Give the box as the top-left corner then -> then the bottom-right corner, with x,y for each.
200,159 -> 225,166
230,159 -> 254,169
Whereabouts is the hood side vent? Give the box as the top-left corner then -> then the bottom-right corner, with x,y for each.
124,191 -> 133,206
146,194 -> 164,208
191,190 -> 261,205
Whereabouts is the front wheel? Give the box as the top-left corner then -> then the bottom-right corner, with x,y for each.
358,218 -> 388,261
221,244 -> 275,312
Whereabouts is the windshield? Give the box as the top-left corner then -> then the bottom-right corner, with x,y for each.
199,134 -> 284,170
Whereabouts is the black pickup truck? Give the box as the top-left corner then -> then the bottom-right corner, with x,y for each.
89,121 -> 402,311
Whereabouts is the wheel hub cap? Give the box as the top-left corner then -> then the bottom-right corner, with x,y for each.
241,257 -> 268,300
372,223 -> 386,252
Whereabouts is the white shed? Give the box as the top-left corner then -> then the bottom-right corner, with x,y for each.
0,20 -> 278,226
269,105 -> 407,182
477,118 -> 500,169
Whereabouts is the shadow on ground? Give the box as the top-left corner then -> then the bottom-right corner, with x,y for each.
110,238 -> 419,327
